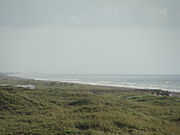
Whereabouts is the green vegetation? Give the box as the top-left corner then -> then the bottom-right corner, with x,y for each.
0,76 -> 180,135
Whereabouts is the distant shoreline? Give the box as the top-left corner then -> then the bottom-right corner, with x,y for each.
5,75 -> 180,97
58,80 -> 180,98
8,74 -> 180,92
6,74 -> 180,98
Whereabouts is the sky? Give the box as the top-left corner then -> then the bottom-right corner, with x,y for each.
0,0 -> 180,74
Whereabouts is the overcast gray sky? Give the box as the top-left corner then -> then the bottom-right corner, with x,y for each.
0,0 -> 180,74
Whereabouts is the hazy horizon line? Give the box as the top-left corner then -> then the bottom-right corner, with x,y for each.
1,71 -> 180,76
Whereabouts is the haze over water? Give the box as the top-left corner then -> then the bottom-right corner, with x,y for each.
1,0 -> 180,75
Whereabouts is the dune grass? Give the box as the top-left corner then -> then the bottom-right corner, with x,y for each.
0,76 -> 180,135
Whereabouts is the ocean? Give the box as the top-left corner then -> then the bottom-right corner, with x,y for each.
10,73 -> 180,92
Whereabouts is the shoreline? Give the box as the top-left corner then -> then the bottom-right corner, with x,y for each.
6,75 -> 180,98
63,81 -> 180,98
